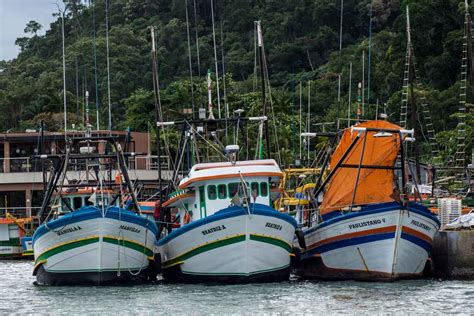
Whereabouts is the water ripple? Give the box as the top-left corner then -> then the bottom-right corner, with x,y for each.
0,261 -> 473,314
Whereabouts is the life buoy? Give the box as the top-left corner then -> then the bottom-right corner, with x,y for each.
183,212 -> 191,225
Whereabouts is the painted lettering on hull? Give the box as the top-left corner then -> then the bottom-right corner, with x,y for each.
410,219 -> 431,232
265,222 -> 282,231
56,226 -> 82,236
201,225 -> 226,236
348,218 -> 385,230
119,225 -> 141,234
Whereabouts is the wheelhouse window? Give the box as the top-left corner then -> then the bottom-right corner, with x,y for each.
228,182 -> 239,197
207,185 -> 217,200
218,184 -> 227,199
72,197 -> 82,209
251,182 -> 259,197
260,182 -> 268,197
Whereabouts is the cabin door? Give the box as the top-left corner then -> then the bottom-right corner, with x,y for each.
199,186 -> 207,218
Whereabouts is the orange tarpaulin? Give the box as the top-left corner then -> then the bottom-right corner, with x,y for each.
320,120 -> 402,215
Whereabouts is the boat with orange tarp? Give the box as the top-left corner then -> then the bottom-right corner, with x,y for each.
294,120 -> 440,280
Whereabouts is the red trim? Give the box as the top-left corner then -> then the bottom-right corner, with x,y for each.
402,226 -> 433,243
163,193 -> 195,207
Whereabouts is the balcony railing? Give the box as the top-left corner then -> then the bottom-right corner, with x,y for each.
0,207 -> 41,218
0,155 -> 171,173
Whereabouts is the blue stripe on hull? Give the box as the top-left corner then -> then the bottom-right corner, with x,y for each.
400,233 -> 432,253
33,207 -> 157,243
302,232 -> 395,259
306,201 -> 440,235
157,203 -> 297,246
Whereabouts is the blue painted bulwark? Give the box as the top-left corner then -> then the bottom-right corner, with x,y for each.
33,206 -> 157,244
157,203 -> 297,246
307,201 -> 439,235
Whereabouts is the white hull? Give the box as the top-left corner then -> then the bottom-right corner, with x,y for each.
157,205 -> 296,282
297,203 -> 440,280
33,207 -> 157,285
0,245 -> 22,258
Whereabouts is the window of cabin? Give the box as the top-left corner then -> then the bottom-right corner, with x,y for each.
73,197 -> 82,209
218,184 -> 227,199
228,182 -> 239,198
207,185 -> 217,200
260,182 -> 268,197
251,182 -> 259,197
199,186 -> 205,203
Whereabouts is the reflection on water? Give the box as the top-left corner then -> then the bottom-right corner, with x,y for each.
1,261 -> 473,314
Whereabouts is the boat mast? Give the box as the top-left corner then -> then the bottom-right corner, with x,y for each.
92,0 -> 100,130
337,0 -> 344,118
455,0 -> 473,183
105,0 -> 112,131
347,62 -> 352,128
299,81 -> 303,161
256,21 -> 271,158
149,26 -> 163,202
367,0 -> 373,108
362,50 -> 365,117
58,5 -> 67,135
184,0 -> 195,118
307,81 -> 311,162
207,69 -> 215,119
210,0 -> 221,118
403,6 -> 421,184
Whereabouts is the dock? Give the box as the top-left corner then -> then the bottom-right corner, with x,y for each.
432,229 -> 474,279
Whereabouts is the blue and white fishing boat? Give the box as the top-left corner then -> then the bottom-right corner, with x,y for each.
156,146 -> 297,283
295,121 -> 440,280
32,137 -> 157,285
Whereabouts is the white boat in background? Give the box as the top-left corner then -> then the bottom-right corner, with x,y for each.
156,148 -> 297,283
0,216 -> 32,259
295,120 -> 440,280
32,137 -> 158,285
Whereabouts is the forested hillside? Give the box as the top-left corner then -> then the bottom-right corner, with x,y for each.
0,0 -> 472,165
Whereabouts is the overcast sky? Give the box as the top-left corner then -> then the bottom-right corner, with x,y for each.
0,0 -> 58,61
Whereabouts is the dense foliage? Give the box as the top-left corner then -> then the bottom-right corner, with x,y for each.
0,0 -> 472,166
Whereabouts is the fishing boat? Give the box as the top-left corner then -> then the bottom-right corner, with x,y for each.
0,215 -> 32,259
156,147 -> 297,283
295,120 -> 440,280
32,136 -> 158,285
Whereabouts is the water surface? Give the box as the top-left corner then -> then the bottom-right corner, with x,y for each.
1,261 -> 472,314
